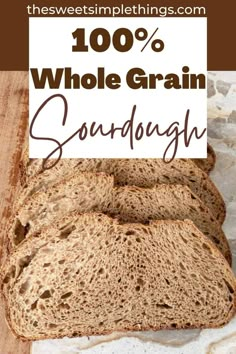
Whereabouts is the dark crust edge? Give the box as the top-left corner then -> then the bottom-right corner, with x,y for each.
4,316 -> 236,342
207,143 -> 216,173
192,143 -> 216,174
0,90 -> 28,268
201,168 -> 226,224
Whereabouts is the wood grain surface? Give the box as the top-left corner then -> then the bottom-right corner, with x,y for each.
0,72 -> 30,354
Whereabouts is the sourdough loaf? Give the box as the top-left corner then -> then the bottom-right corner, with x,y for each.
17,158 -> 225,224
11,173 -> 231,262
2,213 -> 235,340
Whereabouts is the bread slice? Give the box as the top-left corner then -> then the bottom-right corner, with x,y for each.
2,213 -> 235,340
11,172 -> 113,245
17,158 -> 225,224
11,173 -> 231,263
110,185 -> 231,264
193,143 -> 216,174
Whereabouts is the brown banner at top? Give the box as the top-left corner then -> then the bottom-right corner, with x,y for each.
0,0 -> 235,70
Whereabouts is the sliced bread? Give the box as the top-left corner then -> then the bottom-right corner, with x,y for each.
17,159 -> 225,224
2,213 -> 235,340
11,173 -> 231,263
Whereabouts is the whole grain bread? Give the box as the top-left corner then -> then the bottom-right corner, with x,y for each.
17,158 -> 225,224
1,213 -> 235,340
11,173 -> 231,263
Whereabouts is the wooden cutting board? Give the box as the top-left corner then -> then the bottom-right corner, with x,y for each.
0,72 -> 30,354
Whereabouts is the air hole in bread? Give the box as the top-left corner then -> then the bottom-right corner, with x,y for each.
114,318 -> 123,324
126,230 -> 135,236
212,236 -> 220,245
202,243 -> 213,254
135,285 -> 141,291
63,268 -> 69,275
98,268 -> 104,275
59,303 -> 70,310
189,206 -> 198,212
179,262 -> 186,270
14,219 -> 30,245
38,303 -> 45,311
180,236 -> 188,244
17,255 -> 34,278
61,292 -> 73,299
164,278 -> 170,285
58,259 -> 65,265
162,175 -> 170,180
43,263 -> 50,267
40,290 -> 51,299
224,279 -> 234,294
136,237 -> 141,243
191,233 -> 198,238
59,225 -> 76,239
49,323 -> 57,329
19,280 -> 30,295
31,300 -> 38,310
137,278 -> 144,286
189,178 -> 197,183
156,303 -> 172,309
141,228 -> 149,235
3,266 -> 16,284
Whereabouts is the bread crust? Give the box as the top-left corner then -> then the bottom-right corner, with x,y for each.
193,143 -> 216,174
207,143 -> 217,173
